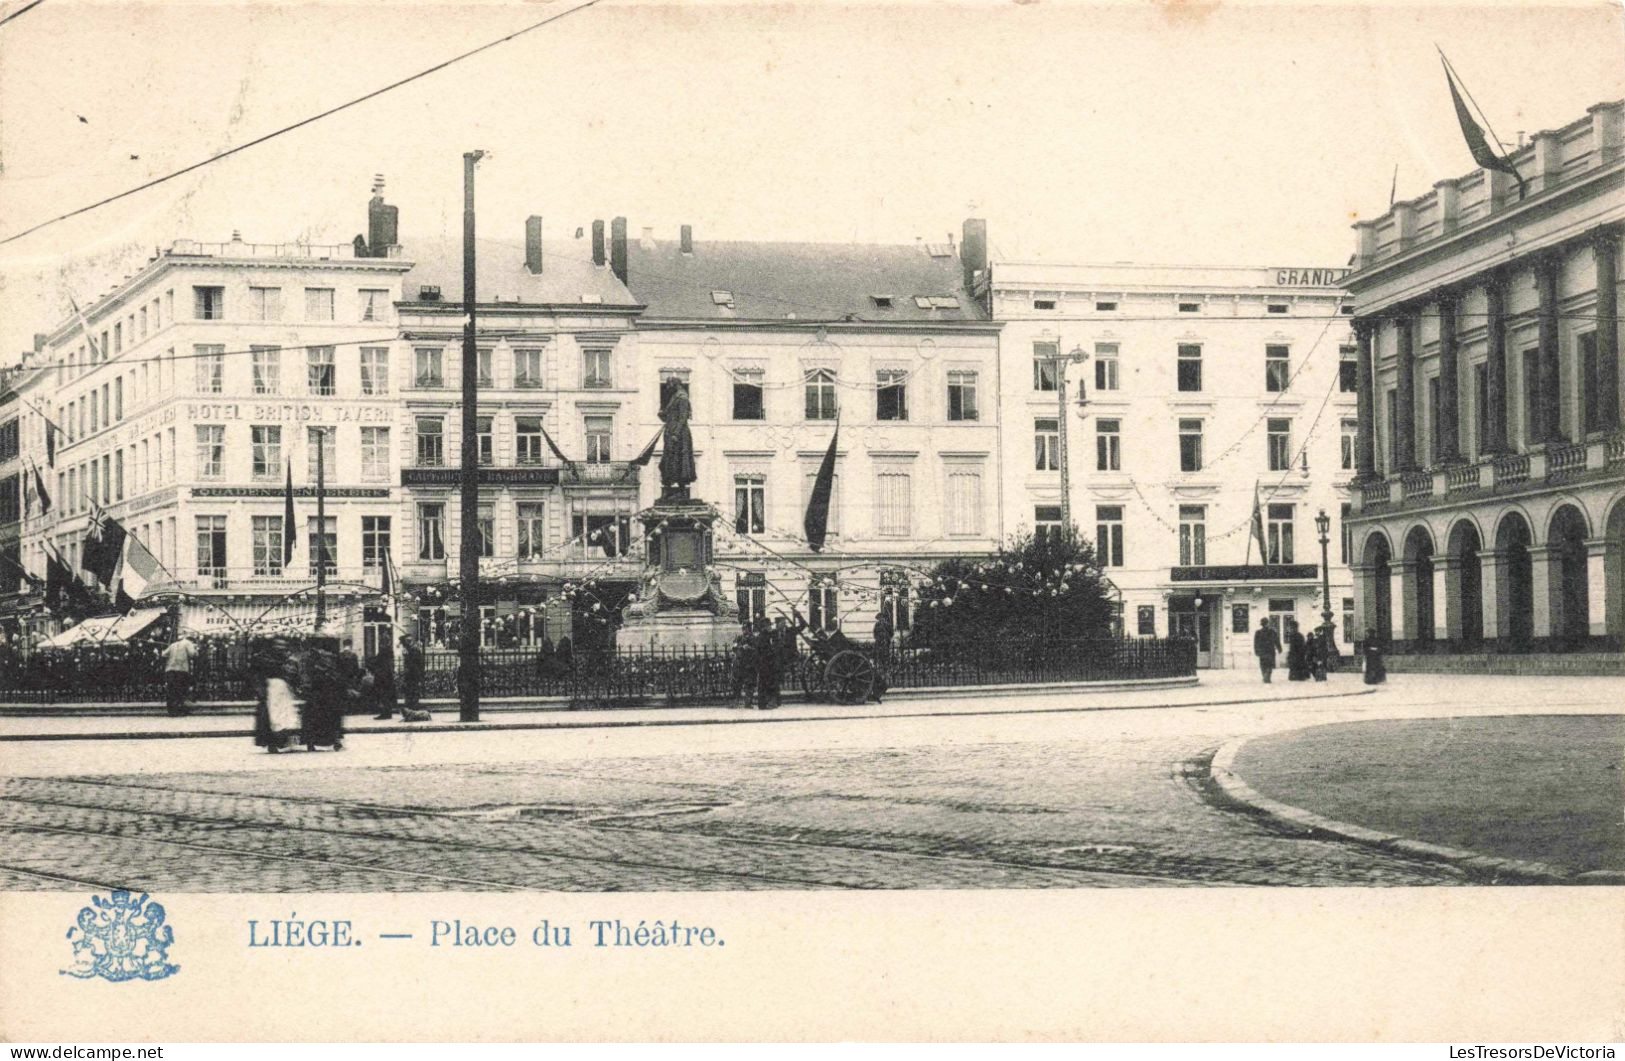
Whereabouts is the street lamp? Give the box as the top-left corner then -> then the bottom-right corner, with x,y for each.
1315,508 -> 1335,656
1048,344 -> 1090,530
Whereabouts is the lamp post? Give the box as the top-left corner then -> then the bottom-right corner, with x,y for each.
1048,344 -> 1090,530
1315,508 -> 1335,653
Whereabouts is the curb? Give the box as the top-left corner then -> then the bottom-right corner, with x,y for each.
0,684 -> 1377,743
1207,731 -> 1620,885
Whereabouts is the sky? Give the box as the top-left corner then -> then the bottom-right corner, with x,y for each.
1,0 -> 1622,364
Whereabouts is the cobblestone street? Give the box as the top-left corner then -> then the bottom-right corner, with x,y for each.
2,673 -> 1619,891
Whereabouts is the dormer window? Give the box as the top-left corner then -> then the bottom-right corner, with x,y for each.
914,295 -> 960,310
419,285 -> 441,301
871,295 -> 894,309
711,290 -> 735,306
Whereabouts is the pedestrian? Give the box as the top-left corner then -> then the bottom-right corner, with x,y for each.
1285,619 -> 1311,681
253,638 -> 299,753
1362,627 -> 1387,685
752,617 -> 780,709
873,607 -> 895,666
773,615 -> 800,695
730,624 -> 758,709
162,633 -> 198,717
554,636 -> 574,674
299,639 -> 345,751
337,639 -> 362,713
535,633 -> 556,683
1308,629 -> 1329,682
369,645 -> 399,720
399,634 -> 426,720
1252,618 -> 1280,684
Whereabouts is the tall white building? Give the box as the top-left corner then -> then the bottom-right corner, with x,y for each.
988,257 -> 1358,667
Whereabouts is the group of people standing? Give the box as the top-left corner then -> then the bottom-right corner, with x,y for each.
732,613 -> 804,709
252,633 -> 430,753
1252,617 -> 1331,684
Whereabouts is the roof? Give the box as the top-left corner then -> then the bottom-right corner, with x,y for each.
398,236 -> 638,308
623,239 -> 987,322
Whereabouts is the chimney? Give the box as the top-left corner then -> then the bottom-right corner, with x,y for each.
367,175 -> 398,258
33,333 -> 47,354
680,224 -> 693,254
960,218 -> 988,293
591,220 -> 606,266
610,216 -> 628,285
525,215 -> 544,274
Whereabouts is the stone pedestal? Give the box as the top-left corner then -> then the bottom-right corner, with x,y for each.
614,494 -> 739,654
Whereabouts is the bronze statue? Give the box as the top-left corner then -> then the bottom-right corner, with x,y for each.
659,381 -> 697,496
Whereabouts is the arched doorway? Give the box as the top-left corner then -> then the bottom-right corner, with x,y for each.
1548,504 -> 1591,643
1362,532 -> 1392,644
1446,520 -> 1483,645
1403,525 -> 1436,643
1495,512 -> 1534,645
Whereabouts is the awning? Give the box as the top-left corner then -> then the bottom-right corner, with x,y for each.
40,608 -> 167,649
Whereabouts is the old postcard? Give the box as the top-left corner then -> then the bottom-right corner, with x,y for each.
0,0 -> 1621,1045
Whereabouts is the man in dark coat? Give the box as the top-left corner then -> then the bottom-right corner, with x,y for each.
1285,619 -> 1311,681
773,616 -> 800,694
1361,627 -> 1387,685
873,608 -> 895,665
730,624 -> 758,708
399,634 -> 425,718
369,645 -> 399,720
752,617 -> 780,709
1253,618 -> 1281,683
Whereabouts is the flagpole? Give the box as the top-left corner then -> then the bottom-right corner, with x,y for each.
1438,47 -> 1527,198
315,433 -> 327,630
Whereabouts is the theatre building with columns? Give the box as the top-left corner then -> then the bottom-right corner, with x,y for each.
1345,99 -> 1625,669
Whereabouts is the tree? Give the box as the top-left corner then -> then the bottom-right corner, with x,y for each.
910,524 -> 1116,646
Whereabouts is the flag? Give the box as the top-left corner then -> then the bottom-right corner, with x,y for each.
538,422 -> 578,471
628,427 -> 662,468
282,462 -> 297,565
81,505 -> 127,588
804,421 -> 839,552
115,533 -> 163,610
29,460 -> 51,515
1250,486 -> 1269,565
44,543 -> 70,614
44,421 -> 57,467
1441,52 -> 1525,194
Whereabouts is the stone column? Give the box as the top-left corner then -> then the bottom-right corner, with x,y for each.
1354,318 -> 1378,480
1479,548 -> 1507,641
1483,271 -> 1511,455
1530,545 -> 1557,639
1395,313 -> 1418,471
1394,558 -> 1418,642
1436,289 -> 1462,463
1594,225 -> 1622,433
1436,553 -> 1463,642
1534,253 -> 1565,445
1350,563 -> 1372,639
1585,538 -> 1610,636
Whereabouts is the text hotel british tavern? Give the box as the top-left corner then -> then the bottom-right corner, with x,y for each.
1345,99 -> 1625,671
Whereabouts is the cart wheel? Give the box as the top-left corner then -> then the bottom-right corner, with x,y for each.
826,650 -> 875,705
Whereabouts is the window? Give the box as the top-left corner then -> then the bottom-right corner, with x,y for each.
573,513 -> 632,558
249,286 -> 282,321
414,347 -> 443,388
1034,418 -> 1060,471
1034,299 -> 1056,310
1341,418 -> 1358,471
946,370 -> 979,421
517,502 -> 546,559
1265,344 -> 1291,392
306,426 -> 336,483
195,515 -> 227,579
1178,418 -> 1203,472
711,289 -> 735,307
1428,376 -> 1441,462
1096,418 -> 1121,471
732,368 -> 764,420
582,347 -> 613,388
114,450 -> 123,500
1580,332 -> 1601,435
415,417 -> 444,467
807,576 -> 839,633
1095,301 -> 1117,312
876,370 -> 908,421
1034,505 -> 1064,541
1340,502 -> 1353,565
1385,390 -> 1398,473
1269,598 -> 1296,633
1094,342 -> 1120,391
362,516 -> 391,570
1138,605 -> 1157,636
417,503 -> 445,560
514,347 -> 544,387
1339,344 -> 1358,392
360,347 -> 389,395
1179,505 -> 1207,566
194,345 -> 224,393
870,295 -> 894,309
1178,301 -> 1201,314
477,347 -> 493,387
515,417 -> 545,465
585,416 -> 613,464
476,416 -> 493,466
251,346 -> 280,394
361,426 -> 390,481
252,516 -> 284,576
804,368 -> 838,420
193,286 -> 224,320
1177,344 -> 1202,392
307,346 -> 336,396
734,475 -> 766,535
875,468 -> 912,537
736,573 -> 767,625
1033,341 -> 1059,391
1266,503 -> 1295,564
114,378 -> 123,420
1267,418 -> 1292,471
1095,505 -> 1124,567
304,287 -> 335,321
475,505 -> 494,558
139,306 -> 148,337
1522,348 -> 1540,448
250,425 -> 281,479
90,394 -> 99,434
1267,303 -> 1289,315
944,465 -> 984,537
307,516 -> 337,577
359,288 -> 389,322
195,425 -> 224,479
1232,604 -> 1251,635
1474,363 -> 1490,457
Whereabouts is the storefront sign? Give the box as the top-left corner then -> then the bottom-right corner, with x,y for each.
183,402 -> 393,423
1272,269 -> 1350,287
1170,564 -> 1319,582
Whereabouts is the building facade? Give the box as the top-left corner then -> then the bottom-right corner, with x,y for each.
1345,99 -> 1625,661
989,257 -> 1358,667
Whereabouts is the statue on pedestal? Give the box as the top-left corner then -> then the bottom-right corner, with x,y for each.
658,380 -> 697,500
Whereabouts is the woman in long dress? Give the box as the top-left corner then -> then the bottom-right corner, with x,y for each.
254,639 -> 301,753
1285,620 -> 1311,681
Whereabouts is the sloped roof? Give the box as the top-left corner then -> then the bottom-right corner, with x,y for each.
624,239 -> 987,322
398,236 -> 636,307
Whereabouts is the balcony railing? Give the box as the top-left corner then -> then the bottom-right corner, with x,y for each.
1609,433 -> 1625,467
564,461 -> 637,485
1444,464 -> 1481,493
1358,479 -> 1392,508
1400,472 -> 1433,500
1493,453 -> 1531,487
1548,442 -> 1587,479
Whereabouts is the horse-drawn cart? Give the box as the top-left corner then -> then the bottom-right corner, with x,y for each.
797,629 -> 880,705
